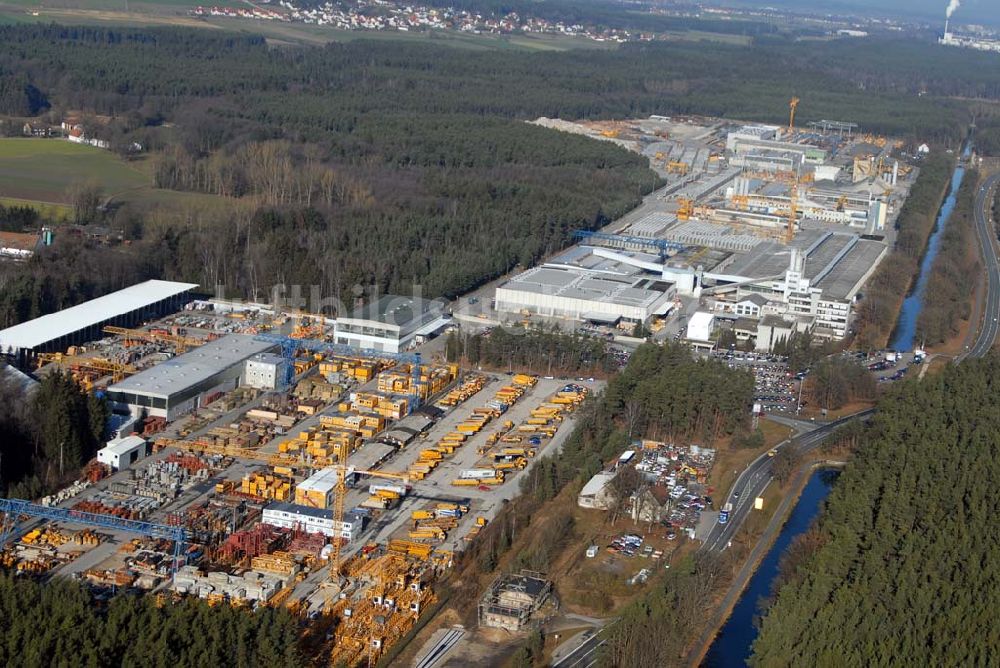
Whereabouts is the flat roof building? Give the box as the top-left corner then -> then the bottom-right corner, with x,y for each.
262,502 -> 364,542
105,334 -> 276,421
495,247 -> 676,325
0,279 -> 197,365
334,296 -> 449,353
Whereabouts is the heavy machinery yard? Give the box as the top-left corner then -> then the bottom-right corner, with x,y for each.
0,292 -> 597,666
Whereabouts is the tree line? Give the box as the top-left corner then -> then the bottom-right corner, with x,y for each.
751,353 -> 1000,666
444,326 -> 619,376
0,25 -> 983,331
0,370 -> 107,499
0,573 -> 302,667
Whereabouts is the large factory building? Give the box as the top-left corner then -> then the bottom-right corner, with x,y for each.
105,334 -> 277,420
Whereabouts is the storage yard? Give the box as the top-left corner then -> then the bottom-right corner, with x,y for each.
0,287 -> 599,667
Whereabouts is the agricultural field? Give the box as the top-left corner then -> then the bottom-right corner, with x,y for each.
0,138 -> 229,213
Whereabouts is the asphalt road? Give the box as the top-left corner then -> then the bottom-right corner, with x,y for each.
966,172 -> 1000,359
699,409 -> 874,554
551,633 -> 607,668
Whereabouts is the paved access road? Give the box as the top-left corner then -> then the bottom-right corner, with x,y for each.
967,172 -> 1000,359
700,409 -> 874,554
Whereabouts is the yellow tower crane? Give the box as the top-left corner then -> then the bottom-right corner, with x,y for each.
326,438 -> 410,582
788,97 -> 800,135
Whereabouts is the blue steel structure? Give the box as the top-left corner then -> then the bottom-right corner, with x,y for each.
571,230 -> 686,259
0,498 -> 188,576
254,334 -> 424,411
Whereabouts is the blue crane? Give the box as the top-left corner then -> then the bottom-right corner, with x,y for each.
571,230 -> 686,260
254,334 -> 424,411
0,497 -> 188,577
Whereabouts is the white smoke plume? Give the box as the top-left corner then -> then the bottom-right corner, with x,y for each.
946,0 -> 961,19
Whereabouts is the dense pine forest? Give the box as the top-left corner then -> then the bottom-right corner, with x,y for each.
0,574 -> 302,667
750,354 -> 1000,666
0,370 -> 108,497
0,26 -> 989,327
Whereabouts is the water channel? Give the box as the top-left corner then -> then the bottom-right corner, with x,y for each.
889,145 -> 970,351
702,469 -> 840,667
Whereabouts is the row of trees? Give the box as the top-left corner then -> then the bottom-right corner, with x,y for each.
916,168 -> 981,346
444,326 -> 619,376
751,354 -> 1000,666
852,150 -> 956,348
0,574 -> 302,667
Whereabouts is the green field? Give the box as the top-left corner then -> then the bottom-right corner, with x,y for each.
0,139 -> 146,201
0,138 -> 231,214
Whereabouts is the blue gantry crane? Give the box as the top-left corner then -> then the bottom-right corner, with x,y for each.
0,497 -> 188,577
254,334 -> 425,411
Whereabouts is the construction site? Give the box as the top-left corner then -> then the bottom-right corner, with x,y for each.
518,106 -> 920,347
0,287 -> 597,667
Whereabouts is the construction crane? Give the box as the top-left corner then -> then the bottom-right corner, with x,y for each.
103,326 -> 204,354
154,436 -> 324,470
788,97 -> 800,135
677,197 -> 696,221
254,334 -> 424,410
36,352 -> 135,383
155,435 -> 409,581
325,440 -> 410,581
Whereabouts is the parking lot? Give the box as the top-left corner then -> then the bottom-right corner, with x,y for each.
708,350 -> 801,414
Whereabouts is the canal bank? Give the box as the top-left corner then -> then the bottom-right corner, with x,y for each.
687,463 -> 844,668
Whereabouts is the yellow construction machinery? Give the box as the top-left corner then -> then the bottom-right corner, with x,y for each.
667,161 -> 690,175
36,352 -> 135,383
677,197 -> 695,221
788,96 -> 800,135
103,325 -> 204,353
155,437 -> 319,470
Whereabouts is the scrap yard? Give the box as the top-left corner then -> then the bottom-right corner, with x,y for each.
0,287 -> 596,666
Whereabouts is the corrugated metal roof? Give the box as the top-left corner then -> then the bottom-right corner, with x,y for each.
0,280 -> 198,351
107,334 -> 275,399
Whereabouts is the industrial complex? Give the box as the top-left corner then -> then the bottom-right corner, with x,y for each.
505,110 -> 917,349
0,107 -> 931,666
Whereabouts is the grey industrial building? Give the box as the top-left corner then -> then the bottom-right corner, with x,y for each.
105,334 -> 277,420
334,295 -> 450,353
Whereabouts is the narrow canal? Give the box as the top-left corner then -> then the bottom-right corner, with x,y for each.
889,145 -> 970,351
702,469 -> 840,667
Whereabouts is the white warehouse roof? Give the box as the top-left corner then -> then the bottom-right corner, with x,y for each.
0,280 -> 197,352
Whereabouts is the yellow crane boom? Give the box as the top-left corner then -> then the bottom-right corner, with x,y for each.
103,326 -> 204,353
36,352 -> 135,383
788,96 -> 800,135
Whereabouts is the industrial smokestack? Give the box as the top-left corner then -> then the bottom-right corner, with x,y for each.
946,0 -> 960,19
